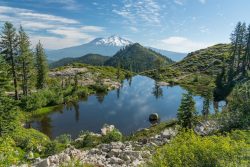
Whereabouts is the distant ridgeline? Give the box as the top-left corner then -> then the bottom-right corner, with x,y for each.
50,43 -> 175,72
50,54 -> 110,68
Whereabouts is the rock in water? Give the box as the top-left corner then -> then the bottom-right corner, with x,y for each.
149,113 -> 159,122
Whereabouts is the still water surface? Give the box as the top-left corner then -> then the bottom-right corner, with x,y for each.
28,75 -> 225,139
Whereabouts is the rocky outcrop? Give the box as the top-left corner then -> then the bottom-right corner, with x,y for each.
101,124 -> 115,135
194,120 -> 220,136
32,127 -> 178,167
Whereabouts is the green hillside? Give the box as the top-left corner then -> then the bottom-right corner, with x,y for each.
50,54 -> 110,68
174,44 -> 231,76
105,43 -> 174,72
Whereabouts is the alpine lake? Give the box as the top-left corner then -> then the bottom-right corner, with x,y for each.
27,75 -> 226,139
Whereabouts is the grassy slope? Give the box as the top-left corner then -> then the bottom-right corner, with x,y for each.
105,43 -> 174,72
143,44 -> 231,96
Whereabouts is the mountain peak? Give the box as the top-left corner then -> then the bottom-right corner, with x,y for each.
92,35 -> 133,47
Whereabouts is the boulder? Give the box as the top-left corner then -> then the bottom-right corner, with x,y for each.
101,124 -> 115,135
37,159 -> 50,167
149,113 -> 159,121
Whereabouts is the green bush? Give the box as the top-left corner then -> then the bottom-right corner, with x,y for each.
74,131 -> 101,148
90,84 -> 108,93
0,136 -> 25,166
11,128 -> 50,153
102,129 -> 123,143
148,131 -> 249,167
0,95 -> 20,135
20,88 -> 63,111
55,134 -> 72,145
44,140 -> 68,157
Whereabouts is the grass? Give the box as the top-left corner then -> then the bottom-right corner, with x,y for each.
31,105 -> 63,117
124,119 -> 177,141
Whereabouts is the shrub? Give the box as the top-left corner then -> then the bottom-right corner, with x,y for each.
90,84 -> 108,93
74,131 -> 101,148
55,134 -> 72,145
11,128 -> 50,154
148,131 -> 249,167
20,88 -> 63,111
102,129 -> 123,143
0,136 -> 25,166
0,95 -> 20,135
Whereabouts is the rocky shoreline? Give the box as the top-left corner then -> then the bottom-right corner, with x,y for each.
15,119 -> 219,167
29,127 -> 178,167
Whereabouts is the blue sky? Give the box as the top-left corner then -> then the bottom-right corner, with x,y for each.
0,0 -> 250,52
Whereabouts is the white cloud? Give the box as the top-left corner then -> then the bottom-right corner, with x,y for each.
198,0 -> 206,4
30,35 -> 87,50
48,27 -> 93,39
155,36 -> 214,52
21,21 -> 57,30
80,26 -> 105,32
18,12 -> 79,24
45,0 -> 80,10
112,0 -> 161,25
0,6 -> 30,13
129,26 -> 138,32
199,26 -> 209,33
174,0 -> 184,5
0,5 -> 105,49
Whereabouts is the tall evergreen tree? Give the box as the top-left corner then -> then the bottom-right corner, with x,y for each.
18,26 -> 34,96
177,93 -> 197,129
228,22 -> 248,81
116,61 -> 121,79
0,55 -> 10,94
243,24 -> 250,73
35,41 -> 48,89
236,22 -> 246,71
0,22 -> 19,99
230,22 -> 242,72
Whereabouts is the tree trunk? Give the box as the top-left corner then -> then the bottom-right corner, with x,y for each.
11,56 -> 18,100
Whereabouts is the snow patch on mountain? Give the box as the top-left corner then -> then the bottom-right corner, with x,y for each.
93,35 -> 133,47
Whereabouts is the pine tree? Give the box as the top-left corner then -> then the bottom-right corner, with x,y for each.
177,93 -> 197,129
35,41 -> 48,89
74,74 -> 78,90
243,24 -> 250,74
18,26 -> 34,96
236,22 -> 246,71
116,61 -> 121,79
0,22 -> 19,99
202,98 -> 210,116
230,22 -> 241,72
0,55 -> 10,94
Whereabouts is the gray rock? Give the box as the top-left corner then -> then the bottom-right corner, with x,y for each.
109,157 -> 123,165
149,113 -> 159,121
101,124 -> 115,135
37,159 -> 50,167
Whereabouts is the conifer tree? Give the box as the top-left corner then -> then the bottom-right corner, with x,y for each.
0,55 -> 10,94
74,74 -> 78,90
177,93 -> 197,129
116,61 -> 121,79
243,24 -> 250,74
18,26 -> 34,96
35,41 -> 48,89
0,22 -> 19,99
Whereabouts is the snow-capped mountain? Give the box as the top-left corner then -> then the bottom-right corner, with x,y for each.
46,36 -> 133,60
46,35 -> 186,61
93,35 -> 133,47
